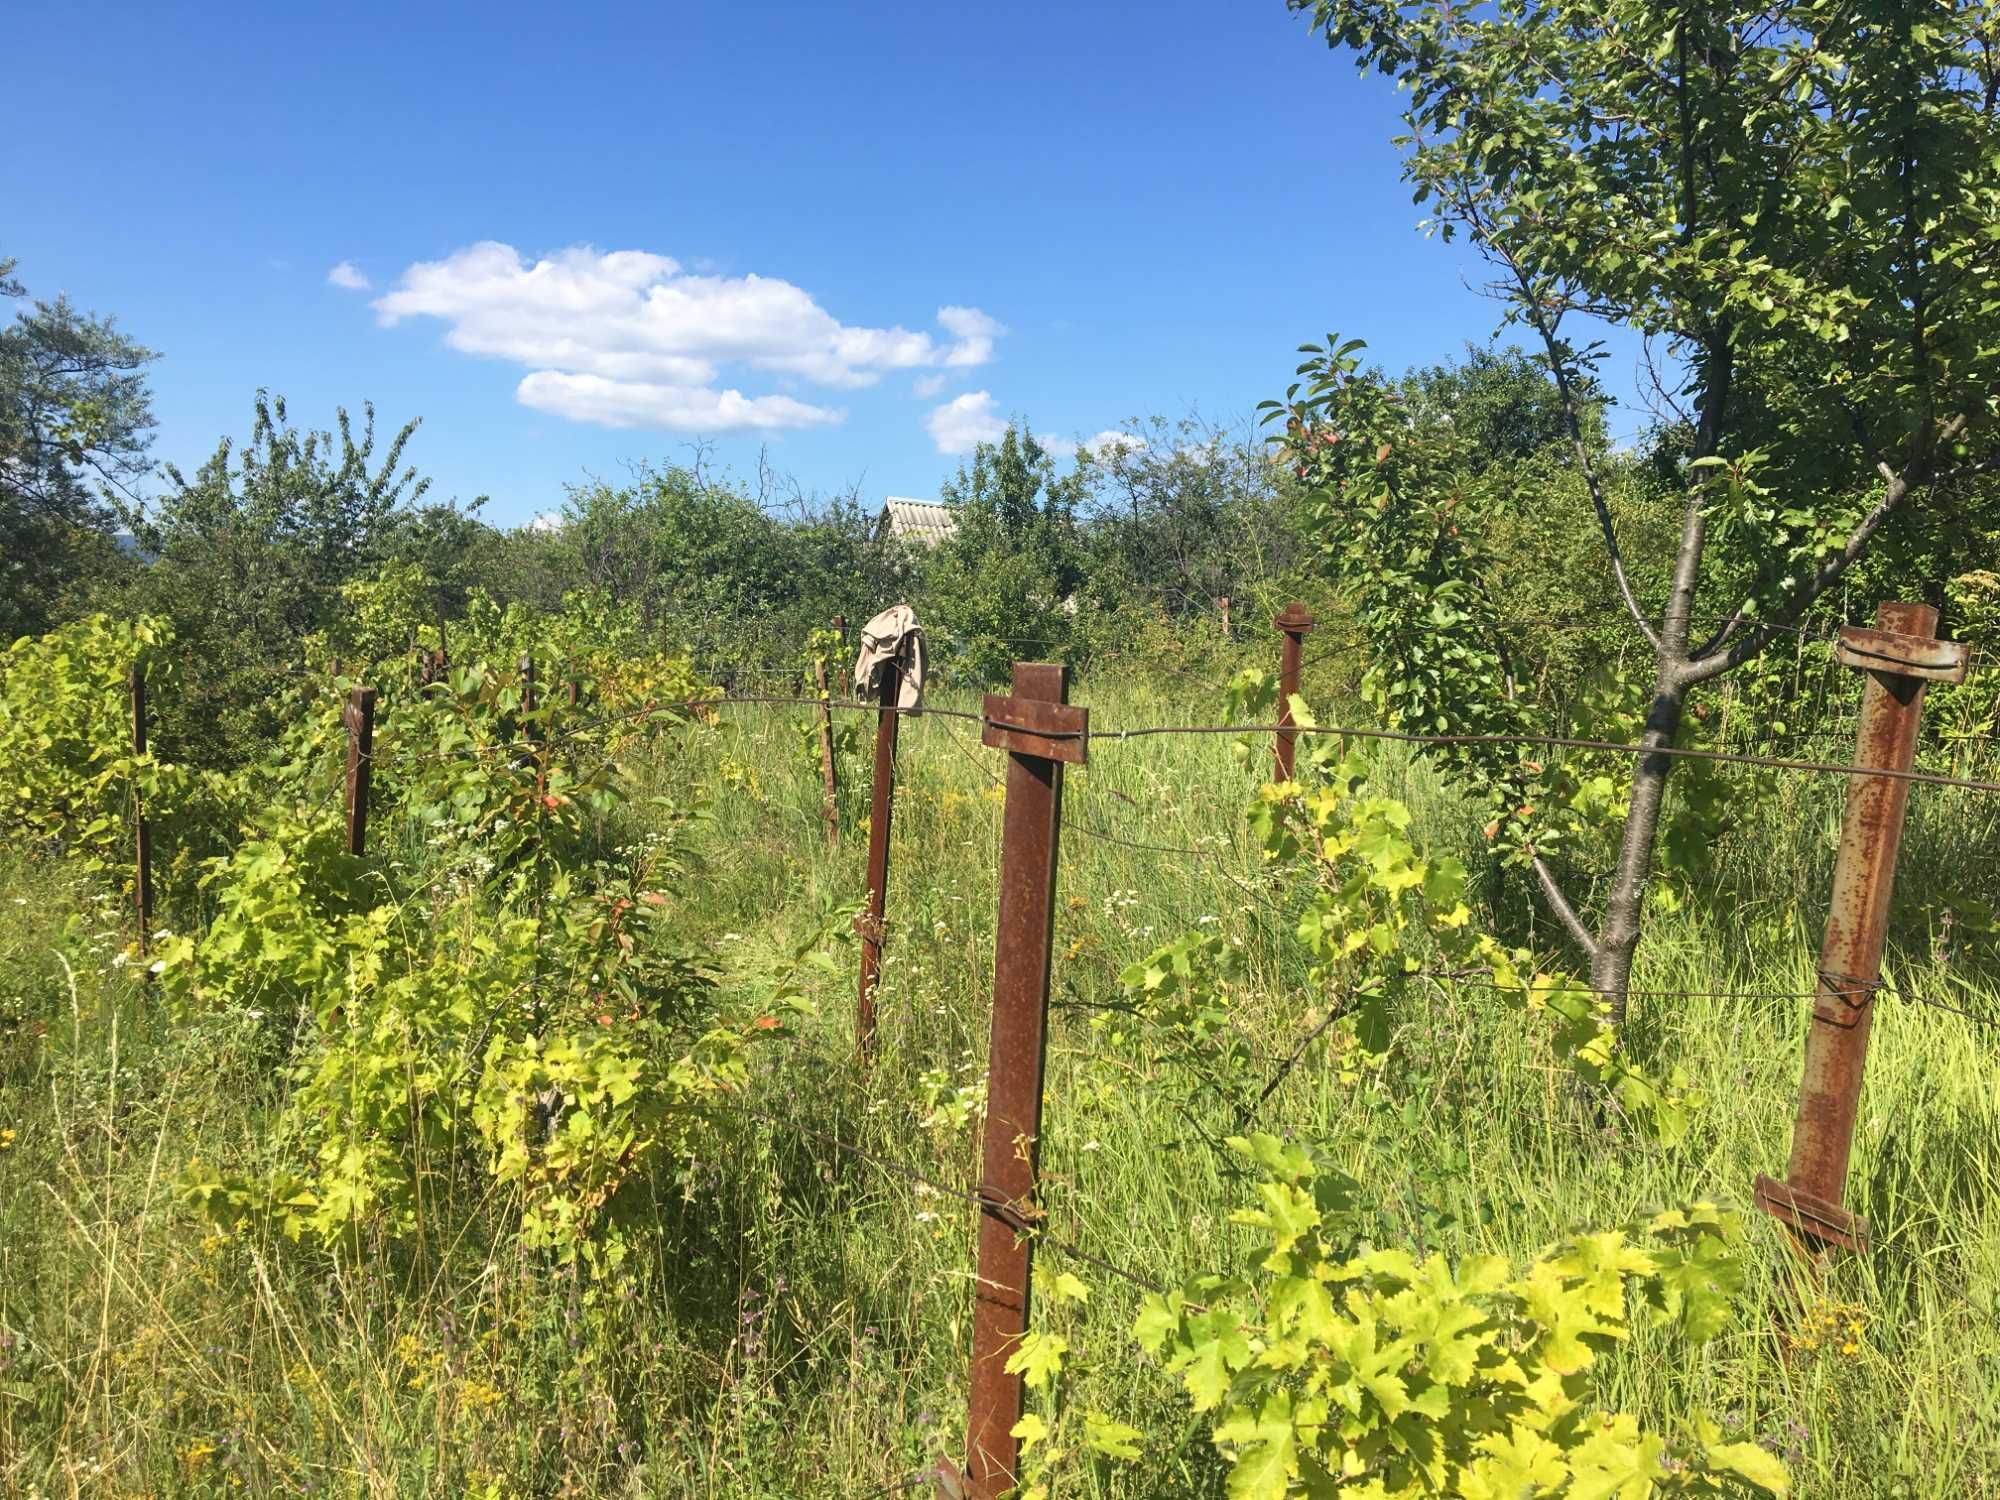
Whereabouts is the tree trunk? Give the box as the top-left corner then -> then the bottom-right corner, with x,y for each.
1589,672 -> 1688,1021
1590,488 -> 1706,1022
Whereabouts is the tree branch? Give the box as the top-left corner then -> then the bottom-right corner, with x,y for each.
1532,854 -> 1600,961
1681,415 -> 1968,685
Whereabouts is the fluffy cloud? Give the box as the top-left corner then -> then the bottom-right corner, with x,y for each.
937,305 -> 1006,367
1039,429 -> 1147,461
517,371 -> 842,432
926,391 -> 1006,454
371,241 -> 1002,433
327,260 -> 370,290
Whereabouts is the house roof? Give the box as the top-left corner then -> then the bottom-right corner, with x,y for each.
879,496 -> 958,546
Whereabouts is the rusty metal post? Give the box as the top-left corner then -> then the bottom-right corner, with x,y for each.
951,662 -> 1087,1500
1755,603 -> 1967,1254
856,655 -> 901,1049
1273,601 -> 1315,781
129,663 -> 152,957
814,627 -> 841,846
344,686 -> 377,857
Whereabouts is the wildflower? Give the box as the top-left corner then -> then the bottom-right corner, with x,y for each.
0,1128 -> 14,1152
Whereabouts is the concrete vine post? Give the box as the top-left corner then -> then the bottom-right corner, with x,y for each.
1754,602 -> 1967,1258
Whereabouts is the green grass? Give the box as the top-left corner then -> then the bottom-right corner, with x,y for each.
2,664 -> 1997,1497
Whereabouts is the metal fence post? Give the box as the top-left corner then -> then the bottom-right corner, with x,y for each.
1273,601 -> 1315,781
1754,602 -> 1967,1255
344,685 -> 378,857
815,623 -> 841,846
129,663 -> 152,958
1219,595 -> 1232,641
952,662 -> 1087,1500
856,654 -> 902,1051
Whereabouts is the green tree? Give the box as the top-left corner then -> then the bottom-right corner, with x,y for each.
133,392 -> 432,761
1282,0 -> 2000,1016
1079,415 -> 1302,624
0,255 -> 158,638
923,425 -> 1092,680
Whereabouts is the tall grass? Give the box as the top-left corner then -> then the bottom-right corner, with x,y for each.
2,663 -> 1996,1496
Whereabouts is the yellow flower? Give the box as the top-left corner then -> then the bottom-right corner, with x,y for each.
0,1126 -> 15,1151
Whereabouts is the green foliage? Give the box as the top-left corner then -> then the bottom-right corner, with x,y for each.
0,254 -> 157,638
0,613 -> 235,900
1137,1134 -> 1786,1498
1933,570 -> 2000,750
540,463 -> 912,674
1264,338 -> 1551,852
1294,0 -> 2000,501
923,425 -> 1093,681
127,392 -> 445,764
139,616 -> 772,1268
1120,713 -> 1692,1140
1078,415 -> 1304,623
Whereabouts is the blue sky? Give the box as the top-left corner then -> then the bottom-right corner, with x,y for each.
7,1 -> 1642,528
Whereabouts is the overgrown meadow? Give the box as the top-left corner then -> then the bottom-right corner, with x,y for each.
1,603 -> 1996,1499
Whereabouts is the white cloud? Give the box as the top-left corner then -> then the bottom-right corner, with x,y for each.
518,371 -> 842,432
527,510 -> 566,533
327,260 -> 370,290
1039,428 -> 1146,461
937,305 -> 1006,367
912,372 -> 950,398
926,391 -> 1006,454
370,241 -> 1003,433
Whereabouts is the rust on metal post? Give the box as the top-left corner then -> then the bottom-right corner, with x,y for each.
815,629 -> 841,846
1755,603 -> 1967,1256
958,661 -> 1084,1500
1273,601 -> 1315,781
344,686 -> 378,857
129,663 -> 153,958
856,656 -> 902,1051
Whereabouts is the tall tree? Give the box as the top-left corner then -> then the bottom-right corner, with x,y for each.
1279,0 -> 2000,1016
134,392 -> 430,760
0,255 -> 158,637
925,425 -> 1092,679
